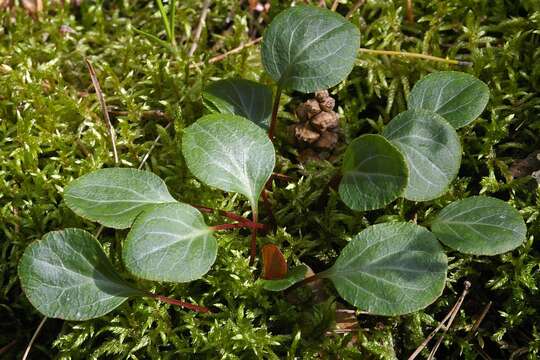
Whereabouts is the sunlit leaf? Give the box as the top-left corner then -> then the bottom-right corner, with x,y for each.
64,168 -> 175,229
321,223 -> 447,315
261,5 -> 360,93
123,203 -> 217,283
182,114 -> 275,211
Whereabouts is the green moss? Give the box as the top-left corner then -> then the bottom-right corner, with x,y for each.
1,0 -> 539,358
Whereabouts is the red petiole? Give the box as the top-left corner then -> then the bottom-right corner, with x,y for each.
288,274 -> 320,292
191,204 -> 258,227
249,210 -> 258,265
149,293 -> 210,313
210,222 -> 264,231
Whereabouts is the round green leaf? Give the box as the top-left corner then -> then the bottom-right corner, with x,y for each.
431,196 -> 527,255
18,229 -> 142,321
182,114 -> 275,210
259,265 -> 309,292
383,109 -> 462,201
123,203 -> 217,283
203,78 -> 273,129
261,5 -> 360,93
321,223 -> 447,316
339,134 -> 408,211
64,168 -> 175,229
408,71 -> 489,128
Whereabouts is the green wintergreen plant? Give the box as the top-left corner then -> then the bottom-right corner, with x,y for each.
336,71 -> 488,209
181,114 -> 275,211
260,4 -> 361,138
64,167 -> 176,229
261,5 -> 360,93
19,229 -> 144,321
18,4 -> 528,324
181,114 -> 275,261
431,196 -> 527,255
320,223 -> 447,316
382,109 -> 461,201
407,71 -> 490,128
123,203 -> 217,283
203,79 -> 273,129
338,134 -> 409,211
18,228 -> 211,321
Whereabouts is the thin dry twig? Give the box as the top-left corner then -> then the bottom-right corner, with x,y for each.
330,0 -> 340,11
108,109 -> 171,123
359,48 -> 472,66
427,282 -> 471,359
75,138 -> 91,157
346,0 -> 365,19
408,281 -> 471,360
470,301 -> 492,335
192,34 -> 468,70
24,62 -> 124,357
0,340 -> 16,356
85,59 -> 119,164
190,37 -> 262,68
406,0 -> 414,22
329,3 -> 469,65
21,317 -> 46,360
138,122 -> 172,169
188,0 -> 212,57
475,345 -> 493,360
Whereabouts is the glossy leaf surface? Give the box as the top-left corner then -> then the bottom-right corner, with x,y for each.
261,5 -> 360,93
182,114 -> 275,210
64,168 -> 175,229
123,203 -> 217,283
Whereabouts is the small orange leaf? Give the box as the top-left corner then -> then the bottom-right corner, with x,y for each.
261,244 -> 288,280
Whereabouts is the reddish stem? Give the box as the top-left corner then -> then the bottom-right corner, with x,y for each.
191,204 -> 255,226
210,222 -> 264,231
249,210 -> 259,265
268,85 -> 283,140
261,190 -> 276,227
271,172 -> 292,182
150,294 -> 210,313
289,274 -> 320,291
